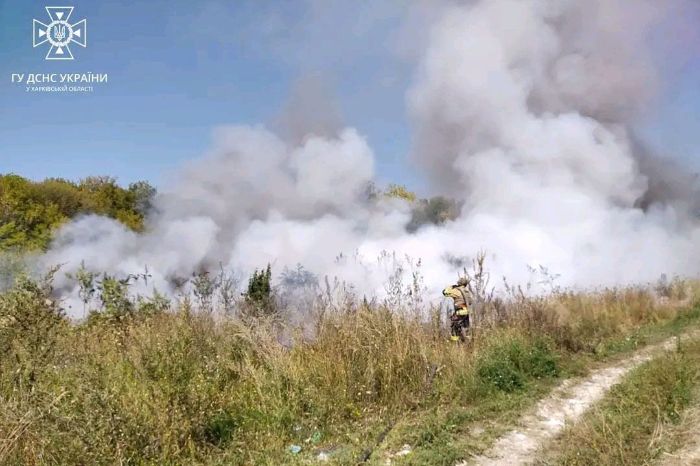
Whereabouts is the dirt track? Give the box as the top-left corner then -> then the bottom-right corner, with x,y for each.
461,333 -> 695,466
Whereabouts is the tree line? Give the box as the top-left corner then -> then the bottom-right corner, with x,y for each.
0,173 -> 460,253
0,174 -> 155,252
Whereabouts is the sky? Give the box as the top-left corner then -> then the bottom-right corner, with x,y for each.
1,0 -> 699,194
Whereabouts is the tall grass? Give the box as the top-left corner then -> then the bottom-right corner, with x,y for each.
0,273 -> 698,465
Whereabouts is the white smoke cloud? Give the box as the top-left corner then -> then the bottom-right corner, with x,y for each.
406,0 -> 700,286
43,0 -> 700,316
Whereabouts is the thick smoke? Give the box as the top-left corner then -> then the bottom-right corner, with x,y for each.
43,0 -> 700,315
406,0 -> 700,284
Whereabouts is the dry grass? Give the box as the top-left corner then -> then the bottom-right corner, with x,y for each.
0,275 -> 698,465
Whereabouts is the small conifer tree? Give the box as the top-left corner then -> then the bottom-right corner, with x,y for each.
244,264 -> 273,315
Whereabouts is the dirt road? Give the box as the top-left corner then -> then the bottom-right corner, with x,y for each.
463,334 -> 694,466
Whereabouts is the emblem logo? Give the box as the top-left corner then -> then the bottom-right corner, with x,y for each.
33,7 -> 87,60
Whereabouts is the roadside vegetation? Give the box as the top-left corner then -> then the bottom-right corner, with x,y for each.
0,262 -> 697,465
540,336 -> 700,465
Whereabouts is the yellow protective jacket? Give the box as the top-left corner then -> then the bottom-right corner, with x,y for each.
443,285 -> 471,315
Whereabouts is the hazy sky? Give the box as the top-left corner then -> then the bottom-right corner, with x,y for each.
1,0 -> 698,193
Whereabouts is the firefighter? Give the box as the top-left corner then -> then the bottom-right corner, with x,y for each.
443,277 -> 472,342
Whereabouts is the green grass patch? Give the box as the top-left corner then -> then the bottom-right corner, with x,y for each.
475,333 -> 559,393
543,337 -> 700,465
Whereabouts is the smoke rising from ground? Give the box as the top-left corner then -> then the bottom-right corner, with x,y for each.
43,0 -> 700,315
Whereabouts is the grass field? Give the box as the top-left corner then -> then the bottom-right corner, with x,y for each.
1,273 -> 698,465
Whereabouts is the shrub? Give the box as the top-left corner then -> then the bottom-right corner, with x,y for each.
243,264 -> 275,316
0,270 -> 66,392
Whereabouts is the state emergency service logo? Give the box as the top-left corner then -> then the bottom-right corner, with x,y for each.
33,6 -> 87,60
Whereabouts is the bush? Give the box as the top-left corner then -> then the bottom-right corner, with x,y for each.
0,270 -> 66,392
243,264 -> 275,317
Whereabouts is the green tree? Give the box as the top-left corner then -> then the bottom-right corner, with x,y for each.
244,264 -> 273,315
0,173 -> 155,251
78,176 -> 145,231
0,175 -> 67,251
34,178 -> 83,217
128,180 -> 157,216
